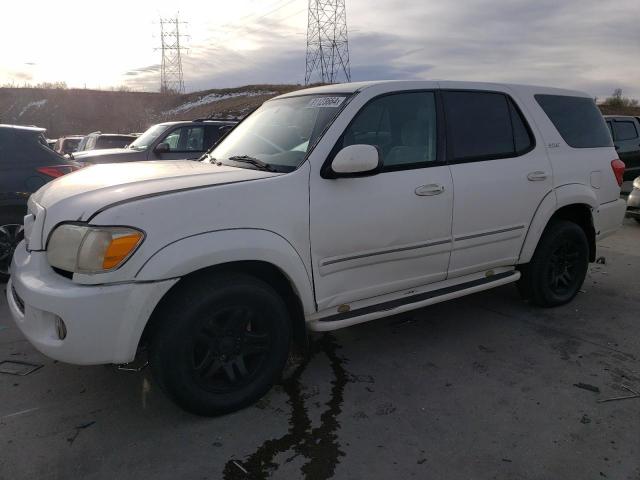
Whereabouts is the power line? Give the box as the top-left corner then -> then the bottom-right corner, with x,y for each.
305,0 -> 351,85
156,14 -> 188,94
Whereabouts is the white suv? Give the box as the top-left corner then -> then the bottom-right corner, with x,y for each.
6,81 -> 626,415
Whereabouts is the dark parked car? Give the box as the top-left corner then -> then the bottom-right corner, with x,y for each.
54,135 -> 83,155
605,115 -> 640,193
0,124 -> 79,281
626,176 -> 640,223
71,120 -> 237,164
74,132 -> 139,153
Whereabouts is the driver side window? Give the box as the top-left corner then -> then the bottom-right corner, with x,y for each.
163,129 -> 181,151
342,92 -> 438,169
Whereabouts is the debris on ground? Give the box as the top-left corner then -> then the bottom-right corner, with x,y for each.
0,360 -> 43,376
574,382 -> 600,393
595,256 -> 606,264
597,385 -> 640,404
67,421 -> 96,445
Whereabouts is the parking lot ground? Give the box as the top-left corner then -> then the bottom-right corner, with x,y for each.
1,220 -> 639,480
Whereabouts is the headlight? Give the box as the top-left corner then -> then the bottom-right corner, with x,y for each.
47,224 -> 144,273
633,176 -> 640,190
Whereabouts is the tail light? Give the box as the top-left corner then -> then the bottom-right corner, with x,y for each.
610,159 -> 625,187
36,165 -> 79,178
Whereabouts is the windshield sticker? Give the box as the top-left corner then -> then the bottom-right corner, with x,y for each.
307,96 -> 345,108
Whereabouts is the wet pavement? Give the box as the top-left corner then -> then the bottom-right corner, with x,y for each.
1,219 -> 639,480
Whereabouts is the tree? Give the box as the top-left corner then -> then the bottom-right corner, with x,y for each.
602,88 -> 639,108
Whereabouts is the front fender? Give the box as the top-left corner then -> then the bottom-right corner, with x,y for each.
518,184 -> 597,263
135,228 -> 315,315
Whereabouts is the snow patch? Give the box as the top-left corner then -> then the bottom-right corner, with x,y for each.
19,99 -> 47,117
163,90 -> 277,116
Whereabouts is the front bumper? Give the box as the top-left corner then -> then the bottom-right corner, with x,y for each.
6,242 -> 177,365
626,187 -> 640,220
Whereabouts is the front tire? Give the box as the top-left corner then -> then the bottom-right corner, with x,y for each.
0,211 -> 25,283
150,272 -> 291,416
517,220 -> 589,307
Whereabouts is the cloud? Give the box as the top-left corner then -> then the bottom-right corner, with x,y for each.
120,0 -> 639,98
124,64 -> 161,77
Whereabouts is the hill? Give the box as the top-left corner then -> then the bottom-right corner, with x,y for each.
0,85 -> 304,138
1,85 -> 638,138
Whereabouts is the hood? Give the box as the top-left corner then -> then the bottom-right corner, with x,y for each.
30,160 -> 280,247
71,148 -> 136,161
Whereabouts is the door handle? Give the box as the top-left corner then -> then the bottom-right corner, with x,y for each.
527,171 -> 548,181
415,184 -> 445,196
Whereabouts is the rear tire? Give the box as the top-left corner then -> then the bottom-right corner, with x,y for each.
0,211 -> 25,283
149,272 -> 291,416
517,220 -> 589,307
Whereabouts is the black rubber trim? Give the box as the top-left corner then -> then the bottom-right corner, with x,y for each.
455,225 -> 525,241
319,271 -> 515,323
320,238 -> 451,266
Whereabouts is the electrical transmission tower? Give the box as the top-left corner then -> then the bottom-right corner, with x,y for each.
157,15 -> 187,94
305,0 -> 351,85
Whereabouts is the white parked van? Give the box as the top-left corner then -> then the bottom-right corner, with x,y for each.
7,81 -> 626,415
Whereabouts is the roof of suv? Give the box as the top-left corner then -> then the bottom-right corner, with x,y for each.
275,80 -> 589,99
603,115 -> 640,120
157,120 -> 238,127
0,124 -> 46,133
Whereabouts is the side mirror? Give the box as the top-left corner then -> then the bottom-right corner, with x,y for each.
329,144 -> 381,177
155,142 -> 170,154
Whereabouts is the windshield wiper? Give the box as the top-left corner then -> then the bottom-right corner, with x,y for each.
227,155 -> 275,172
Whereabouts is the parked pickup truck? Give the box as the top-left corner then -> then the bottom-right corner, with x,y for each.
604,115 -> 640,193
7,81 -> 626,416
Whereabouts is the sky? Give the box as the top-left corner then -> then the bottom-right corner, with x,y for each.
1,0 -> 638,99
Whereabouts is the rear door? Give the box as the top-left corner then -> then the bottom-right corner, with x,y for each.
611,118 -> 640,186
441,87 -> 552,278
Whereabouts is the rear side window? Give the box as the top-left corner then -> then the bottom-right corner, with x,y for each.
535,94 -> 613,148
613,121 -> 638,141
442,91 -> 534,162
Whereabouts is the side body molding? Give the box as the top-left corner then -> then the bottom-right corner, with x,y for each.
135,228 -> 316,315
518,184 -> 597,264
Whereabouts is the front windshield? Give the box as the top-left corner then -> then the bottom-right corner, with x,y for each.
128,124 -> 167,150
208,94 -> 350,172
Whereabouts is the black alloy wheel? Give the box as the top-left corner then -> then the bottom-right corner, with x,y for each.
150,272 -> 291,416
191,306 -> 271,393
517,220 -> 589,307
0,223 -> 24,281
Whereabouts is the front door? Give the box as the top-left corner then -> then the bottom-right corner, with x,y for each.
310,91 -> 453,311
154,125 -> 207,160
440,87 -> 553,278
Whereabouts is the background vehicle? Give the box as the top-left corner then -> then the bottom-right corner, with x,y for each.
605,115 -> 640,193
0,124 -> 79,281
71,120 -> 236,164
626,175 -> 640,223
46,138 -> 57,149
7,81 -> 626,416
53,135 -> 83,155
73,132 -> 138,153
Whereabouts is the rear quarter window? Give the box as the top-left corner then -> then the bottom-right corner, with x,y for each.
535,94 -> 613,148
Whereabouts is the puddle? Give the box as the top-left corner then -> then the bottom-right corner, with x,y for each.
223,333 -> 349,480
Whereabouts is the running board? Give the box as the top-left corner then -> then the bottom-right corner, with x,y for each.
308,270 -> 520,332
